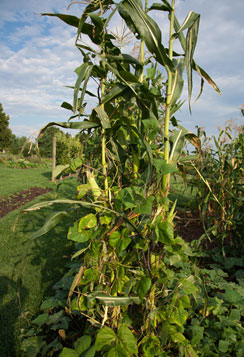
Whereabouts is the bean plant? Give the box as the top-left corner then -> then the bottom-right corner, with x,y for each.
20,0 -> 240,356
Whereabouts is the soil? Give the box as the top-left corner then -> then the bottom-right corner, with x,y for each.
0,187 -> 51,219
0,188 -> 204,242
175,210 -> 204,242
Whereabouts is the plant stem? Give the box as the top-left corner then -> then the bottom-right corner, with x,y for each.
100,2 -> 109,199
162,0 -> 175,197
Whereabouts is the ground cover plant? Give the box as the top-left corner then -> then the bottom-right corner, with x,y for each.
18,0 -> 244,356
0,167 -> 79,356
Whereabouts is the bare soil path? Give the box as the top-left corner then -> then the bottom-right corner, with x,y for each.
0,187 -> 51,218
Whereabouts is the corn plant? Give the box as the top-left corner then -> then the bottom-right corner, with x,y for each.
22,0 -> 222,355
189,123 -> 244,251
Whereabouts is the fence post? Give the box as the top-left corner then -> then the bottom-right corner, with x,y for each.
51,136 -> 56,182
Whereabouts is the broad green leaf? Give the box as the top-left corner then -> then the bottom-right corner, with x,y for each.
59,347 -> 78,357
191,326 -> 204,346
77,184 -> 91,199
118,325 -> 138,355
79,213 -> 97,230
118,0 -> 174,71
153,159 -> 177,175
229,309 -> 241,321
74,336 -> 91,354
80,268 -> 98,285
82,345 -> 96,357
95,327 -> 116,351
70,158 -> 82,172
107,346 -> 127,357
68,221 -> 92,243
32,313 -> 49,326
53,164 -> 70,179
171,332 -> 186,344
109,231 -> 131,254
170,307 -> 188,326
180,279 -> 198,294
29,211 -> 68,240
137,277 -> 151,301
94,106 -> 111,128
156,221 -> 174,245
41,13 -> 79,28
134,196 -> 154,215
142,118 -> 160,140
219,340 -> 230,353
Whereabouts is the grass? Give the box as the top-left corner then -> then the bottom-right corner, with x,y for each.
0,166 -> 79,357
0,165 -> 54,197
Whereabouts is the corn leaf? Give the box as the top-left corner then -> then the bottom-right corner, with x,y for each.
118,0 -> 174,71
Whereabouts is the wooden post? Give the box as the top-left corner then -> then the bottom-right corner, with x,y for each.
51,136 -> 56,182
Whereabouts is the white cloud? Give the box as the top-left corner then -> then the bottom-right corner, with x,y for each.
0,0 -> 244,139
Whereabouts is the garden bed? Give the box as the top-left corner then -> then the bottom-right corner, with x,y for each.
0,187 -> 51,218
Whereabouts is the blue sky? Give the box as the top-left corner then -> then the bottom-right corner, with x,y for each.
0,0 -> 244,138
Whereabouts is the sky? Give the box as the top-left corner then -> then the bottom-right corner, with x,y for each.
0,0 -> 244,139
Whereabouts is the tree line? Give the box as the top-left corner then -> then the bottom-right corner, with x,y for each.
0,102 -> 83,164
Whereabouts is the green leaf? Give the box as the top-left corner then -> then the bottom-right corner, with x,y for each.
153,159 -> 177,175
68,221 -> 92,243
41,13 -> 79,28
148,3 -> 171,12
118,325 -> 138,355
134,196 -> 154,215
218,340 -> 230,353
74,336 -> 91,354
59,347 -> 79,357
29,211 -> 68,240
109,231 -> 131,254
173,11 -> 200,38
95,327 -> 116,351
83,345 -> 96,357
101,84 -> 127,105
191,326 -> 204,346
170,308 -> 188,326
32,313 -> 49,326
137,277 -> 151,301
94,295 -> 140,306
61,101 -> 73,111
118,0 -> 174,71
107,346 -> 127,357
185,12 -> 200,110
74,63 -> 93,113
79,213 -> 97,230
94,106 -> 111,128
180,279 -> 198,294
156,221 -> 174,244
53,164 -> 69,179
70,158 -> 82,172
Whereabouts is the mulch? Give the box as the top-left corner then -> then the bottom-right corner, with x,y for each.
0,187 -> 51,219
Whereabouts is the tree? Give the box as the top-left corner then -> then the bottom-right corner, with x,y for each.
38,126 -> 62,157
0,103 -> 12,151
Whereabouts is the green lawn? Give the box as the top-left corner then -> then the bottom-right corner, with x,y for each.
0,166 -> 78,356
0,165 -> 55,197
